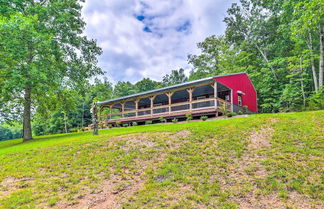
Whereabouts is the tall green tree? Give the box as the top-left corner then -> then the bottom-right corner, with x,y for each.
91,77 -> 114,102
0,1 -> 102,141
289,0 -> 324,91
162,68 -> 188,86
113,81 -> 136,97
135,78 -> 161,93
188,35 -> 249,81
188,0 -> 323,112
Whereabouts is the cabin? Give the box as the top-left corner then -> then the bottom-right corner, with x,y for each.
98,72 -> 257,126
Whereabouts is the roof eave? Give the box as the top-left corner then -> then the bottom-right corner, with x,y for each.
98,72 -> 247,105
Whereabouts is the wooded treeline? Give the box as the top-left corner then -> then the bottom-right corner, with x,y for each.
188,0 -> 324,113
0,0 -> 323,141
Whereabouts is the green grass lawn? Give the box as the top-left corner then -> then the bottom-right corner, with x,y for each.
0,111 -> 323,208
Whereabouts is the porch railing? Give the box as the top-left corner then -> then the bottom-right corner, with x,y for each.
100,97 -> 232,121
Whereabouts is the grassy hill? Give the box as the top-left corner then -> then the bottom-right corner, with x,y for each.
0,111 -> 323,209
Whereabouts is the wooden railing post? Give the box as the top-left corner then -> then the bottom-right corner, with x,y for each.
109,105 -> 112,120
98,105 -> 102,121
230,89 -> 234,112
167,92 -> 173,114
214,81 -> 218,109
187,88 -> 194,112
135,99 -> 139,117
150,96 -> 156,116
121,103 -> 125,118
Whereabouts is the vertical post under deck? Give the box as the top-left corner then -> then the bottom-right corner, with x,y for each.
214,81 -> 218,110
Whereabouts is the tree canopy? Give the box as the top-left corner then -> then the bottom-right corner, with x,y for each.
0,0 -> 102,141
188,0 -> 323,112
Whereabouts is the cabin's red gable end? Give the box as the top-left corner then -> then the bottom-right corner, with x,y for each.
213,73 -> 258,113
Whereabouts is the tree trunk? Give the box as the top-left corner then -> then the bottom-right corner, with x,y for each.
306,33 -> 318,91
81,101 -> 85,128
64,112 -> 68,133
254,43 -> 277,79
311,57 -> 319,91
92,102 -> 98,136
319,22 -> 324,88
23,85 -> 32,141
300,79 -> 306,107
300,57 -> 306,107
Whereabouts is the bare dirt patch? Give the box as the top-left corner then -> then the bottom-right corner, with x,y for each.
248,127 -> 273,149
0,177 -> 34,198
104,132 -> 170,151
236,192 -> 323,209
71,174 -> 145,209
60,130 -> 191,209
170,130 -> 190,140
223,123 -> 276,207
227,118 -> 323,209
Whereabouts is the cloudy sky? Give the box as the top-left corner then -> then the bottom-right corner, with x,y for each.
82,0 -> 238,83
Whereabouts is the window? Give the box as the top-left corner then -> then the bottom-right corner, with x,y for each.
238,95 -> 242,106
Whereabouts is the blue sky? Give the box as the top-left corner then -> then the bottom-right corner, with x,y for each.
82,0 -> 238,83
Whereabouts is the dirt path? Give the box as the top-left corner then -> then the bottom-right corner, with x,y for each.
59,130 -> 191,209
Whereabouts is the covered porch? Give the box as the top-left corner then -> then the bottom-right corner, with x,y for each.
99,80 -> 233,125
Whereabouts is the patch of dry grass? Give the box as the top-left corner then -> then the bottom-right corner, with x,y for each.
0,111 -> 323,208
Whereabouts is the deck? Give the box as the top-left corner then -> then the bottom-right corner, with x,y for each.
100,97 -> 232,124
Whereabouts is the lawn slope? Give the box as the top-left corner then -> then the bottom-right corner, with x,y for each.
0,111 -> 323,208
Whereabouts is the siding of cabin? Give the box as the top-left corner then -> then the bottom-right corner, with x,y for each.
214,73 -> 258,112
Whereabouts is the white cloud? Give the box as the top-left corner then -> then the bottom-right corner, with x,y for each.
82,0 -> 238,83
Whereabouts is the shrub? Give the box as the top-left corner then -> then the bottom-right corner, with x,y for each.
108,124 -> 113,129
307,88 -> 324,110
69,128 -> 78,132
185,113 -> 192,122
200,116 -> 208,121
242,105 -> 248,114
99,123 -> 104,129
219,105 -> 227,114
159,116 -> 166,123
145,120 -> 152,125
172,118 -> 178,123
132,122 -> 138,126
226,112 -> 237,117
116,121 -> 121,127
123,123 -> 129,127
237,110 -> 243,115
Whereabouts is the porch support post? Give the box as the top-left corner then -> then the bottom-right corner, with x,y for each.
167,92 -> 173,114
214,81 -> 218,109
109,105 -> 112,120
121,102 -> 125,118
135,99 -> 139,117
98,105 -> 102,121
230,89 -> 234,112
150,96 -> 155,116
187,88 -> 194,112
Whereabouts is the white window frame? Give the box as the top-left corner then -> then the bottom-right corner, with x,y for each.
238,95 -> 243,106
